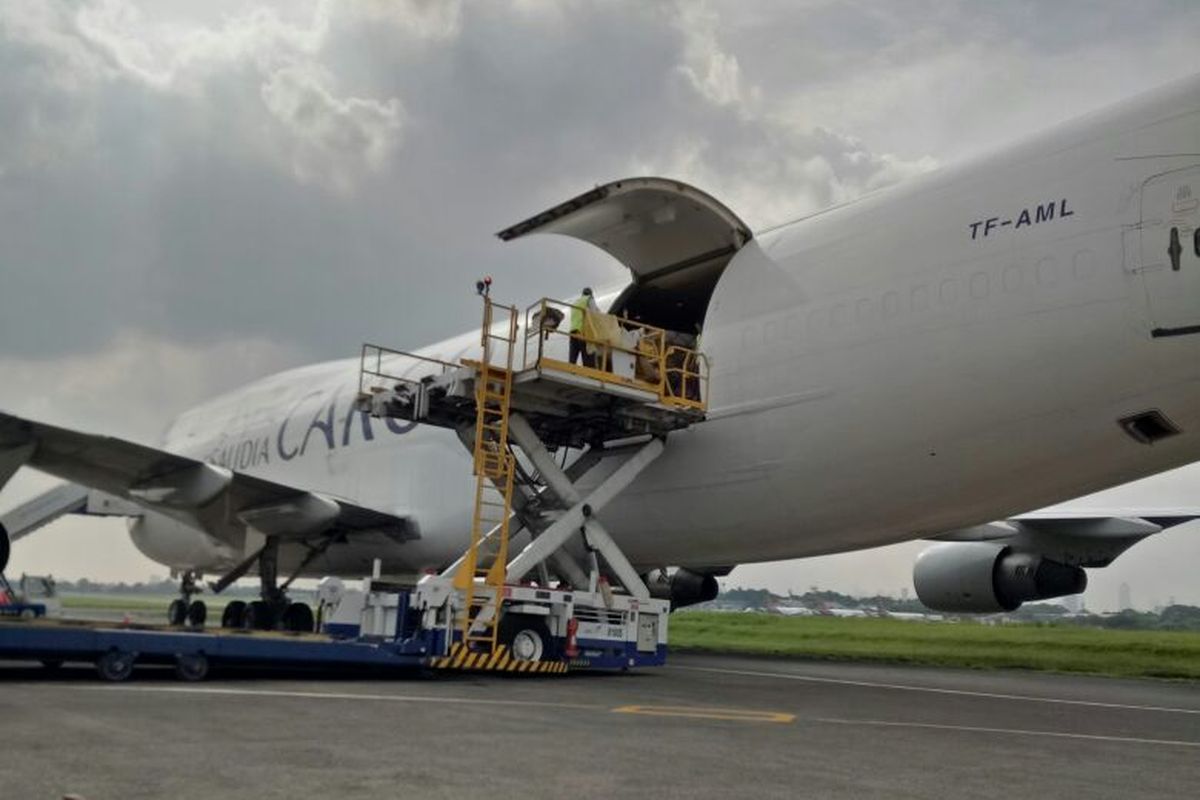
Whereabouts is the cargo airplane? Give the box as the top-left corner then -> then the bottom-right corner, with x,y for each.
5,73 -> 1200,631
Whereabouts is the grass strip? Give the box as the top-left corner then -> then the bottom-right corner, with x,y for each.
670,612 -> 1200,680
60,594 -> 174,612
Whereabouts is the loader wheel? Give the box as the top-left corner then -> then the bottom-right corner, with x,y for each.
96,650 -> 135,682
221,600 -> 246,629
167,598 -> 187,626
175,653 -> 209,682
500,614 -> 550,662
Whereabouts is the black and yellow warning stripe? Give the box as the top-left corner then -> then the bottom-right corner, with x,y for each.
429,643 -> 568,674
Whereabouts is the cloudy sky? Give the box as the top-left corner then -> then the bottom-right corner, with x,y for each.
3,1 -> 1200,610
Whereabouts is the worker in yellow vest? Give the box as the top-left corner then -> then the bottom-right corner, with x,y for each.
569,287 -> 596,366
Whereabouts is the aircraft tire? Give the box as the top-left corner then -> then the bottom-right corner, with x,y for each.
244,600 -> 273,631
282,602 -> 314,633
167,598 -> 187,626
186,600 -> 207,627
96,650 -> 135,682
221,600 -> 246,629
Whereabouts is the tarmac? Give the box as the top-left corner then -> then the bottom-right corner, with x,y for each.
1,652 -> 1198,799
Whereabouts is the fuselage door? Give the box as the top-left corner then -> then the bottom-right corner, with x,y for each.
1139,165 -> 1200,337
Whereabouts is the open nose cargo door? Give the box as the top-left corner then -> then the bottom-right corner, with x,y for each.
496,177 -> 753,333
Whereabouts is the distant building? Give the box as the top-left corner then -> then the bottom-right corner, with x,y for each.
1118,582 -> 1133,612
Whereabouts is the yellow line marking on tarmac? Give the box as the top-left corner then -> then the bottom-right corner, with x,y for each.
613,705 -> 795,723
815,717 -> 1200,749
64,685 -> 601,712
671,665 -> 1200,716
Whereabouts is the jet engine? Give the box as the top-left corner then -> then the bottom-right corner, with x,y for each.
913,541 -> 1086,613
0,522 -> 9,572
645,568 -> 720,609
127,512 -> 236,573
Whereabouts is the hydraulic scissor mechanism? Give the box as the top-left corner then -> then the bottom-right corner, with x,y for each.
359,294 -> 708,659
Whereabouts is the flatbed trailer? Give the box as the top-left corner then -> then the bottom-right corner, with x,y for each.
0,619 -> 434,681
0,575 -> 669,681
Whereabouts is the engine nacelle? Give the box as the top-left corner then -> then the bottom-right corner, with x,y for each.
127,512 -> 234,572
913,541 -> 1086,613
0,522 -> 9,572
645,568 -> 720,609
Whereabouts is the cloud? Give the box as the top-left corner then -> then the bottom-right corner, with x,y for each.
259,61 -> 403,193
672,1 -> 747,108
0,0 -> 949,365
0,329 -> 306,440
0,0 -> 410,192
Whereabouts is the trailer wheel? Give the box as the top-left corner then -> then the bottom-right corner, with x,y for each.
96,650 -> 135,682
221,600 -> 247,629
167,598 -> 187,626
500,614 -> 549,662
175,653 -> 209,682
186,600 -> 207,627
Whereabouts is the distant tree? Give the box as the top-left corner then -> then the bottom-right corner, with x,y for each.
1158,605 -> 1200,631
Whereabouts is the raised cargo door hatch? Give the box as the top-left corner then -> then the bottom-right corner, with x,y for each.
496,177 -> 753,332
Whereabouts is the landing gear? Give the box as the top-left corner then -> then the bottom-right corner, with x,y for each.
168,570 -> 205,627
221,600 -> 247,629
282,602 -> 314,634
209,536 -> 317,633
186,600 -> 207,627
243,600 -> 274,631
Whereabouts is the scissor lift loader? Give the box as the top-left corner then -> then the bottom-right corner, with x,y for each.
359,294 -> 709,672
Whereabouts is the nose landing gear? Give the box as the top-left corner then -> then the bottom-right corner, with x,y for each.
167,570 -> 207,627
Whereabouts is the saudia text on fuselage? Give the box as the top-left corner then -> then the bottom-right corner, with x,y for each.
201,387 -> 416,472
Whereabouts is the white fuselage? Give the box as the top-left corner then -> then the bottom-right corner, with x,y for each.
133,75 -> 1200,578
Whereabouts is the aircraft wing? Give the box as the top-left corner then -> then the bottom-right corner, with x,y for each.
930,512 -> 1200,568
0,410 -> 414,547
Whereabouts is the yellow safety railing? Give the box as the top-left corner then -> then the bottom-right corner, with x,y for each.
662,346 -> 709,411
522,297 -> 708,411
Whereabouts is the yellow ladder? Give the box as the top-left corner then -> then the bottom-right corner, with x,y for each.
453,296 -> 519,652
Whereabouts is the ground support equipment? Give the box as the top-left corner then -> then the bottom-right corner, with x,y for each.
0,567 -> 664,680
357,295 -> 708,674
